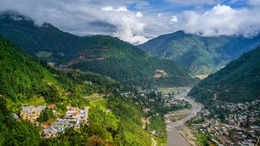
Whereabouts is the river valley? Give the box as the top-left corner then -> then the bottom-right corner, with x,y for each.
166,89 -> 203,146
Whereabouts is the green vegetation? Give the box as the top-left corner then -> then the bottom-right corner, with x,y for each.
196,133 -> 211,146
71,37 -> 197,88
147,115 -> 167,146
0,11 -> 197,88
189,47 -> 260,105
142,91 -> 191,116
0,37 -> 90,112
106,95 -> 152,146
0,37 -> 153,145
37,109 -> 54,122
0,110 -> 41,146
139,31 -> 260,75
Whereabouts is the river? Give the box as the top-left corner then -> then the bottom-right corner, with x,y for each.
166,89 -> 203,146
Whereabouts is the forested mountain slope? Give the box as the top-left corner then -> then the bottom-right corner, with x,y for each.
139,31 -> 260,75
188,47 -> 260,105
0,37 -> 153,145
0,11 -> 197,88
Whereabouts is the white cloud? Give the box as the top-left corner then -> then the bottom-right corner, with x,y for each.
0,0 -> 151,44
170,16 -> 178,23
107,11 -> 148,44
101,6 -> 128,12
100,6 -> 148,44
117,6 -> 128,12
101,6 -> 114,11
182,5 -> 260,37
136,12 -> 143,18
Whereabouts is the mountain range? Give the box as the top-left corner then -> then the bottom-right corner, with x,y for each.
0,11 -> 197,88
139,31 -> 260,77
1,9 -> 260,146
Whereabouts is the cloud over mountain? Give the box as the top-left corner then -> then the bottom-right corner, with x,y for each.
0,0 -> 152,44
1,0 -> 260,44
182,4 -> 260,37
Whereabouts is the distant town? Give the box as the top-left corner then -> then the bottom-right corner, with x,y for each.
188,100 -> 260,146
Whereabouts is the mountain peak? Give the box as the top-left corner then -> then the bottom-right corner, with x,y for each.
174,30 -> 185,34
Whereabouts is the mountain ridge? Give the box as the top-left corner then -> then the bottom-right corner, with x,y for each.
0,11 -> 197,88
139,30 -> 260,75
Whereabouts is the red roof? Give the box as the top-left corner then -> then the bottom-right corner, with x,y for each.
48,104 -> 57,109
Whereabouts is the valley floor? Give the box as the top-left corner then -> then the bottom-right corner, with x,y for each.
163,88 -> 203,146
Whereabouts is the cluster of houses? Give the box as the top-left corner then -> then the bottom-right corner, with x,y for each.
43,106 -> 89,137
20,105 -> 46,123
190,100 -> 260,146
18,104 -> 89,138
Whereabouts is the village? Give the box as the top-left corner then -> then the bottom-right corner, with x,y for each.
42,106 -> 89,137
15,104 -> 89,137
188,100 -> 260,146
122,89 -> 191,115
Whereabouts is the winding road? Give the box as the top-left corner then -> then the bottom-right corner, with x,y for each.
166,89 -> 203,146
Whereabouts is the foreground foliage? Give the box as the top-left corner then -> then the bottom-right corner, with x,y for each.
0,37 -> 152,146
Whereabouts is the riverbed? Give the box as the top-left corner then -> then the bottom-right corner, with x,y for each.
166,89 -> 203,146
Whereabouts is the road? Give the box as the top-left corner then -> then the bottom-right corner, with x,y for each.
166,89 -> 203,146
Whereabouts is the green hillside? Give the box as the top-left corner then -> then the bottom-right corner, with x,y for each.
69,36 -> 197,88
139,31 -> 260,75
0,37 -> 153,146
0,11 -> 197,88
188,47 -> 260,105
0,36 -> 70,109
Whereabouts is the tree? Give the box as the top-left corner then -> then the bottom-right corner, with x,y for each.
37,109 -> 54,122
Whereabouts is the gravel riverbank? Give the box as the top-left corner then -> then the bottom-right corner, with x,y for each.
166,89 -> 203,146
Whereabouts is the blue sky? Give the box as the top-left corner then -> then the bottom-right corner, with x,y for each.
129,0 -> 247,11
1,0 -> 260,44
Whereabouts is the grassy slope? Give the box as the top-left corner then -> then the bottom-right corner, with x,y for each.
189,47 -> 260,105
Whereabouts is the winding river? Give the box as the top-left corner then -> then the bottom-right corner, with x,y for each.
166,89 -> 203,146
